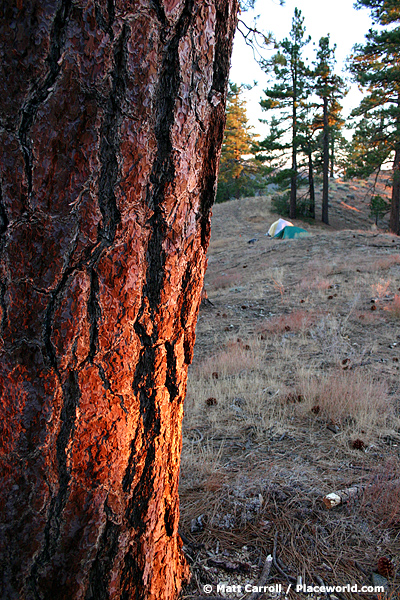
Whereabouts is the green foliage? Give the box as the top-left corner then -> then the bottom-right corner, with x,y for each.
347,0 -> 400,232
217,83 -> 264,202
369,194 -> 390,225
271,192 -> 290,216
347,1 -> 400,177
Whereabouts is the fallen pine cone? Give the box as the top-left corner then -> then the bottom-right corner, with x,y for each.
351,439 -> 366,450
377,556 -> 395,578
206,397 -> 217,406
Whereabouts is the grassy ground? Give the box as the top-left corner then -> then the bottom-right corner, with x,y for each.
179,178 -> 400,600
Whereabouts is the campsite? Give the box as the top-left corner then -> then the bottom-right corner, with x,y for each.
179,180 -> 400,599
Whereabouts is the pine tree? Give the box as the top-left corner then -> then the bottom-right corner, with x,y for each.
217,83 -> 258,201
349,0 -> 400,233
314,36 -> 346,224
0,1 -> 239,597
259,8 -> 311,218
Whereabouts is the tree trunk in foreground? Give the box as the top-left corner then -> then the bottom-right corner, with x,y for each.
0,1 -> 238,599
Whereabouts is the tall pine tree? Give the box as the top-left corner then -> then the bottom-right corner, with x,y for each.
314,36 -> 346,224
260,8 -> 310,218
349,0 -> 400,233
217,83 -> 258,201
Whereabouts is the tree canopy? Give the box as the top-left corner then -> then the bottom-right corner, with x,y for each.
348,0 -> 400,233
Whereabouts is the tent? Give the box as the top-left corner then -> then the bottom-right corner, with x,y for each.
267,218 -> 293,237
267,218 -> 310,239
273,225 -> 310,239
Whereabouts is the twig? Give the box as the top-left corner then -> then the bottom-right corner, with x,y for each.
315,575 -> 331,599
272,531 -> 297,583
246,555 -> 273,600
180,530 -> 204,550
355,561 -> 370,577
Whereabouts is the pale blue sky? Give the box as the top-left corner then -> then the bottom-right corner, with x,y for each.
230,0 -> 374,134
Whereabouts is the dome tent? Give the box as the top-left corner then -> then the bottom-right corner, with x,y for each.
267,218 -> 293,237
267,218 -> 310,240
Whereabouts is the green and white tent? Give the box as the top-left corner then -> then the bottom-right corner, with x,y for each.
267,218 -> 310,239
274,225 -> 310,239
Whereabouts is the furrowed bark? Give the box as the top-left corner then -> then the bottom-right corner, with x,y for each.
0,1 -> 239,599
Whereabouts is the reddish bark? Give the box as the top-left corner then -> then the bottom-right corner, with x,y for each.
0,1 -> 238,598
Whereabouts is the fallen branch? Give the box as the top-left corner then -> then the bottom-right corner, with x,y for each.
322,485 -> 362,509
246,555 -> 273,600
322,479 -> 400,509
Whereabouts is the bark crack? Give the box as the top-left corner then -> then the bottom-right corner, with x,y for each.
96,23 -> 126,245
85,498 -> 120,600
18,0 -> 72,204
0,280 -> 7,333
198,0 -> 238,248
145,0 -> 194,309
94,0 -> 115,39
27,370 -> 81,599
43,225 -> 80,370
84,22 -> 128,364
165,340 -> 180,401
0,177 -> 9,235
87,267 -> 100,363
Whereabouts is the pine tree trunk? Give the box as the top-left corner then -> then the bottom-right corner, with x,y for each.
308,151 -> 315,219
0,2 -> 238,599
290,87 -> 297,220
389,145 -> 400,235
322,97 -> 330,225
389,97 -> 400,235
330,134 -> 335,178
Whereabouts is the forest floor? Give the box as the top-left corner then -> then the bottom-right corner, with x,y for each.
179,176 -> 400,600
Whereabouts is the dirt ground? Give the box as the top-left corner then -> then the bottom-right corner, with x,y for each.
179,177 -> 400,600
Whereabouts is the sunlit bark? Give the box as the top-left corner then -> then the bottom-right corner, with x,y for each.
0,1 -> 238,598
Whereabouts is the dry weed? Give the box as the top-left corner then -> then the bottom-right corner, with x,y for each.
359,458 -> 400,529
259,309 -> 316,335
298,369 -> 394,436
211,272 -> 242,290
297,276 -> 332,291
384,294 -> 400,319
372,278 -> 392,300
192,338 -> 263,378
373,254 -> 400,270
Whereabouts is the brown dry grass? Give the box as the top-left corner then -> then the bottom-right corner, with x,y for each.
180,182 -> 400,600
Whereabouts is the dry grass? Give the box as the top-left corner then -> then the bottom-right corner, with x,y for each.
259,309 -> 317,334
180,189 -> 400,599
359,458 -> 400,530
384,294 -> 400,319
298,369 -> 393,438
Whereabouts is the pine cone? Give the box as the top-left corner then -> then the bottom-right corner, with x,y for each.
205,397 -> 217,406
352,438 -> 365,450
377,556 -> 395,578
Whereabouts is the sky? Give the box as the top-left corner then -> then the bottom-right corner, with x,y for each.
229,0 -> 374,135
